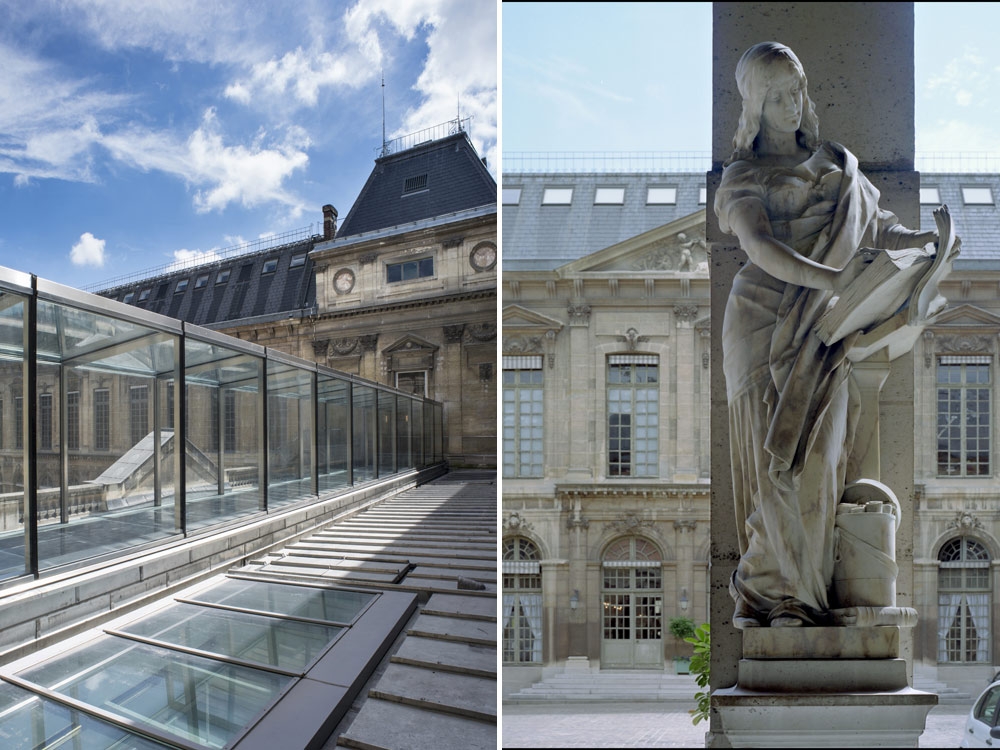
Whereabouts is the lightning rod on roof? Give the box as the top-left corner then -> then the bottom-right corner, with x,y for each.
380,71 -> 389,158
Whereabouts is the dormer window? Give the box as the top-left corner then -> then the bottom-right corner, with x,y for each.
216,269 -> 231,284
262,259 -> 278,274
290,253 -> 307,268
403,174 -> 428,194
123,292 -> 135,303
175,279 -> 188,294
194,274 -> 209,289
138,289 -> 151,302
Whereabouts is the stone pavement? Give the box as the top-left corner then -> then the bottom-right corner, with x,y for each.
501,700 -> 973,748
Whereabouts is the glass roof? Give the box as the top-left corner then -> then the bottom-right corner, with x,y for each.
18,636 -> 290,749
0,681 -> 168,749
182,578 -> 373,625
115,602 -> 343,674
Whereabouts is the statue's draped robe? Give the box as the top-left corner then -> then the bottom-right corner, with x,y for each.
716,142 -> 919,623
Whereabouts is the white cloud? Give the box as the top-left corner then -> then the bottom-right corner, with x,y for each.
70,232 -> 107,267
102,109 -> 310,214
167,248 -> 223,271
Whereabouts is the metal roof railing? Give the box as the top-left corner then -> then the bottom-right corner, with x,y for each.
86,226 -> 316,293
503,151 -> 1000,175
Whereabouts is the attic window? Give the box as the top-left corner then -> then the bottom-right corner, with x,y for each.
699,187 -> 707,205
647,187 -> 677,205
138,289 -> 151,302
403,174 -> 428,194
216,269 -> 231,284
262,259 -> 278,274
502,188 -> 521,205
194,274 -> 209,289
594,187 -> 625,205
920,188 -> 941,204
175,279 -> 188,294
290,253 -> 307,268
963,187 -> 993,205
122,292 -> 135,304
542,188 -> 573,205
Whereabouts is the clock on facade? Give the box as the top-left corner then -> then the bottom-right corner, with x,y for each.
333,268 -> 355,294
469,242 -> 497,271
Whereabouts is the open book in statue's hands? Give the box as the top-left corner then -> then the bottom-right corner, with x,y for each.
815,205 -> 959,346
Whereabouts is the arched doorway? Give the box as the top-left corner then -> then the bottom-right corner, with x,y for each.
502,537 -> 542,664
601,536 -> 663,669
938,536 -> 992,664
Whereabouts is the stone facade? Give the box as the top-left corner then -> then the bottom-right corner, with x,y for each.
503,168 -> 1000,698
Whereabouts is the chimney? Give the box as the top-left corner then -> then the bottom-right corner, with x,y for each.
322,205 -> 338,240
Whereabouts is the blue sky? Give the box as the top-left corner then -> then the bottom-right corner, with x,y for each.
0,0 -> 497,289
502,3 -> 1000,160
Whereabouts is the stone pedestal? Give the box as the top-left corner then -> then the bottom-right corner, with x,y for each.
710,628 -> 936,748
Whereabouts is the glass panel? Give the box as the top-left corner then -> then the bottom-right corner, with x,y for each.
185,338 -> 262,531
0,292 -> 26,582
411,396 -> 424,468
267,361 -> 314,507
19,636 -> 290,750
0,681 -> 167,749
120,602 -> 342,673
34,298 -> 179,572
317,375 -> 349,492
396,395 -> 412,471
377,390 -> 396,477
188,578 -> 374,624
352,384 -> 376,482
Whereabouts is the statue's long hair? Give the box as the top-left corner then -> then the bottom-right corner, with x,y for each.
726,42 -> 820,166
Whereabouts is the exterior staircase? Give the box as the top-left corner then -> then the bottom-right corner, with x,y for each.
912,666 -> 974,705
506,664 -> 698,703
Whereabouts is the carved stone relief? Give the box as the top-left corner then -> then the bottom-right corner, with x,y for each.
632,232 -> 709,272
567,303 -> 591,326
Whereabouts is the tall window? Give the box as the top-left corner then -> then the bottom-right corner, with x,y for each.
94,389 -> 110,451
130,385 -> 149,446
938,537 -> 991,663
502,537 -> 542,663
602,537 -> 663,642
937,357 -> 991,476
38,393 -> 52,450
14,396 -> 23,450
224,390 -> 237,451
396,372 -> 427,397
66,391 -> 80,451
607,355 -> 659,477
502,356 -> 543,478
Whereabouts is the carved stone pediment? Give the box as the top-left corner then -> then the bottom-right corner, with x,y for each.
383,334 -> 438,371
633,232 -> 709,272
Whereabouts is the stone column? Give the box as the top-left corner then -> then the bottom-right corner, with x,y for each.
710,3 -> 932,746
566,303 -> 593,479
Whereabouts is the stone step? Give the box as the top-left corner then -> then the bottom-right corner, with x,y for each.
407,612 -> 497,646
392,635 -> 496,678
336,697 -> 495,750
368,662 -> 496,722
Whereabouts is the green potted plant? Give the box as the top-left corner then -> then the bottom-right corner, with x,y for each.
668,615 -> 696,674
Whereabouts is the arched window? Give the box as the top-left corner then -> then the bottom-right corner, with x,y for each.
938,537 -> 992,663
601,537 -> 663,668
502,537 -> 542,663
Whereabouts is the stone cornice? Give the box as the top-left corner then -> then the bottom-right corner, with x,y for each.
555,482 -> 710,500
312,288 -> 495,323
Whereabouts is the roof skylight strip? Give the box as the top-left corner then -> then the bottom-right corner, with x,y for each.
103,628 -> 304,679
0,673 -> 205,750
172,596 -> 359,628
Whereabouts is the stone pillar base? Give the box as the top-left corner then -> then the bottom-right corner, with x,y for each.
712,687 -> 937,748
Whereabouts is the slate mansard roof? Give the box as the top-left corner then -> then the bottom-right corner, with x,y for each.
336,131 -> 497,240
98,237 -> 318,328
503,171 -> 1000,271
501,173 -> 707,271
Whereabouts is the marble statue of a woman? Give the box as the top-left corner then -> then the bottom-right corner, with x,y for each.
715,41 -> 957,628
